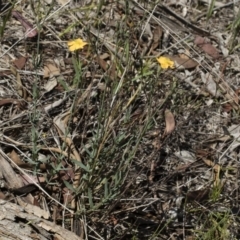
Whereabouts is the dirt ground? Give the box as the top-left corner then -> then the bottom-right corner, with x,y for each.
1,0 -> 240,239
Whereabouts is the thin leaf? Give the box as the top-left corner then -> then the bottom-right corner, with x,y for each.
88,188 -> 93,209
72,159 -> 91,172
63,180 -> 76,193
104,179 -> 108,199
207,0 -> 216,20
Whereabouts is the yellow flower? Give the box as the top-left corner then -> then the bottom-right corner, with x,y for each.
67,38 -> 88,52
156,56 -> 174,69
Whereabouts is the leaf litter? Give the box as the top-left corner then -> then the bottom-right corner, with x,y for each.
0,0 -> 240,239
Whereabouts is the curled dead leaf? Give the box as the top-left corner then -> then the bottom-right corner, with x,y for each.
9,150 -> 30,168
202,158 -> 221,186
44,78 -> 58,92
43,63 -> 60,78
163,109 -> 175,137
0,98 -> 24,108
12,11 -> 38,38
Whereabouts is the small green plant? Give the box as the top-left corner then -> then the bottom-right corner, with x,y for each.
206,0 -> 216,21
228,6 -> 240,53
196,211 -> 231,240
0,2 -> 15,38
209,184 -> 222,202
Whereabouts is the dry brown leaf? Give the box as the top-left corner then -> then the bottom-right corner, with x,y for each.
194,36 -> 220,59
151,25 -> 163,51
163,109 -> 175,136
194,35 -> 205,45
186,187 -> 210,203
20,174 -> 46,186
12,11 -> 38,38
95,56 -> 116,80
201,43 -> 220,59
168,55 -> 198,69
201,72 -> 217,96
175,163 -> 192,172
0,70 -> 12,76
12,56 -> 27,70
9,150 -> 47,171
0,98 -> 23,107
44,78 -> 58,92
9,150 -> 31,168
96,56 -> 107,71
10,66 -> 26,98
0,153 -> 34,204
109,61 -> 117,80
43,63 -> 60,78
222,103 -> 232,112
202,158 -> 221,186
179,53 -> 189,59
202,158 -> 215,167
100,53 -> 110,59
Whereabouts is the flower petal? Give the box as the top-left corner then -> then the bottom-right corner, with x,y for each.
156,56 -> 174,69
67,38 -> 88,52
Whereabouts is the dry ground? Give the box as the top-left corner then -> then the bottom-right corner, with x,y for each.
1,0 -> 240,239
